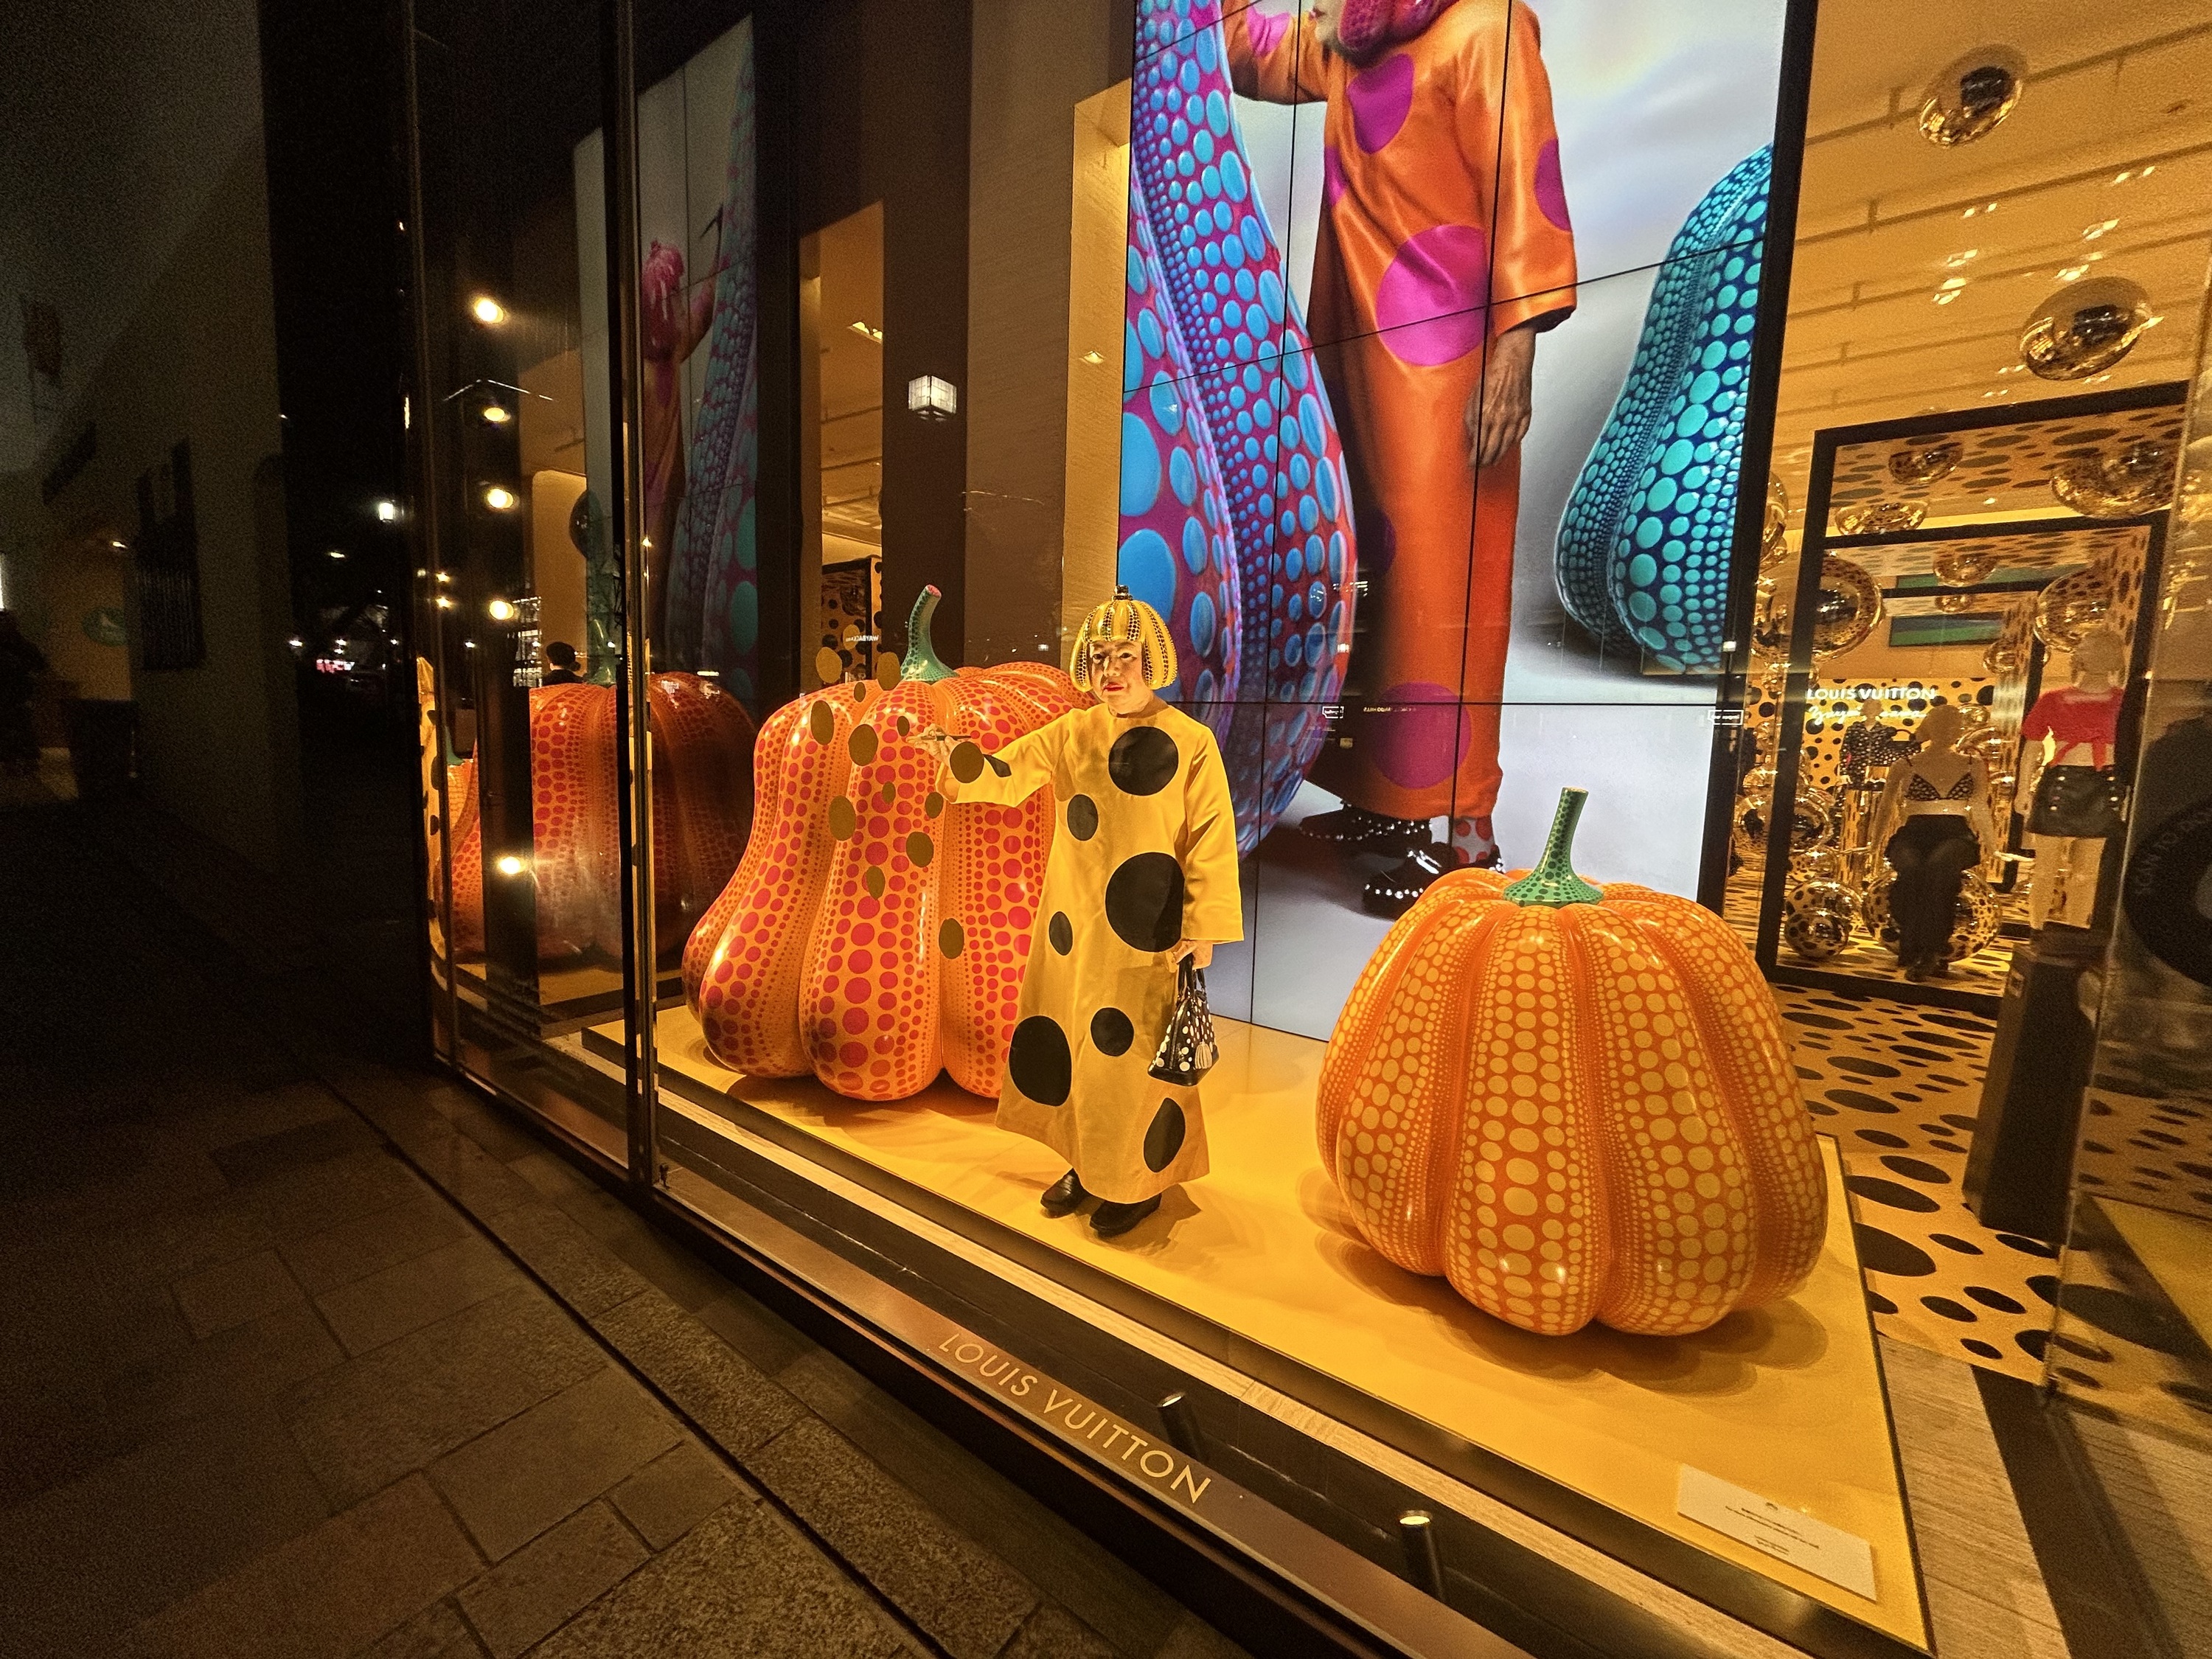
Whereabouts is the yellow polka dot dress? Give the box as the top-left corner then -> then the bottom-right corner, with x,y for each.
949,701 -> 1242,1203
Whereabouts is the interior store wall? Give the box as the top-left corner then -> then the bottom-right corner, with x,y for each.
788,0 -> 975,666
33,133 -> 302,870
961,0 -> 1130,668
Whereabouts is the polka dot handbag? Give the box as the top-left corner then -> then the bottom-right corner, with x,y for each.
1148,959 -> 1218,1087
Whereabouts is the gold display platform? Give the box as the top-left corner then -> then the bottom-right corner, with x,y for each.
622,1006 -> 1928,1650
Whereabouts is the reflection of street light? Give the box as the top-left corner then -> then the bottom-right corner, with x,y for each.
327,549 -> 347,560
494,855 -> 527,877
375,499 -> 398,522
481,403 -> 511,425
483,486 -> 518,512
487,597 -> 517,622
470,296 -> 507,325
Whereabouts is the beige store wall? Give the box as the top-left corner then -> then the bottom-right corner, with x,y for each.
33,133 -> 302,869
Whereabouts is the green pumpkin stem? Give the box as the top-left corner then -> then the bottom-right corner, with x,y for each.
1504,788 -> 1603,908
900,585 -> 956,682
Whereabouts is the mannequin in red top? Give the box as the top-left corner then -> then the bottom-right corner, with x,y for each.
2020,626 -> 2124,929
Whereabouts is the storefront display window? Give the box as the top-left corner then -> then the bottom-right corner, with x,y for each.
404,2 -> 2212,1652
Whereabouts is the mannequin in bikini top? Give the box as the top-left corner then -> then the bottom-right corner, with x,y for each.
1876,703 -> 1997,852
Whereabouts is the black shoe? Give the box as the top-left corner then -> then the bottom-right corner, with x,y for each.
1040,1169 -> 1087,1217
1299,805 -> 1431,852
1362,844 -> 1453,918
1089,1195 -> 1161,1239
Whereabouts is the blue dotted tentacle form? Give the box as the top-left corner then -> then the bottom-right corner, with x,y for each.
1121,0 -> 1358,854
1555,148 -> 1769,674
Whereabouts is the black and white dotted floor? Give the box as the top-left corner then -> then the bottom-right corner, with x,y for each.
1776,986 -> 2209,1419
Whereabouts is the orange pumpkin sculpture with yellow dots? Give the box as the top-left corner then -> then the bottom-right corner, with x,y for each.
684,588 -> 1085,1100
1317,789 -> 1828,1337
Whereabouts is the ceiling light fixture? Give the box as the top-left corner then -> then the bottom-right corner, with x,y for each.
483,485 -> 518,511
471,296 -> 507,325
487,598 -> 517,622
375,499 -> 398,522
481,404 -> 511,425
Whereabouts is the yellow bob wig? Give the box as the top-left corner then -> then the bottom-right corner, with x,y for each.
1070,585 -> 1178,692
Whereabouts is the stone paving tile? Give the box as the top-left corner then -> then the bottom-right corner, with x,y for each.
124,1473 -> 481,1659
0,1403 -> 333,1657
555,1185 -> 733,1312
360,1599 -> 489,1659
692,1287 -> 817,1378
394,1120 -> 542,1220
1156,1614 -> 1253,1659
509,1148 -> 594,1201
177,1082 -> 349,1156
747,1414 -> 1038,1659
286,1284 -> 605,1508
279,1192 -> 473,1296
528,1499 -> 914,1659
245,1147 -> 429,1242
591,1288 -> 804,1456
208,1116 -> 385,1187
171,1248 -> 305,1339
316,1234 -> 524,1357
609,1440 -> 744,1550
108,1300 -> 345,1436
484,1200 -> 652,1318
98,1193 -> 276,1291
1000,1604 -> 1121,1659
454,1502 -> 647,1659
429,1365 -> 680,1561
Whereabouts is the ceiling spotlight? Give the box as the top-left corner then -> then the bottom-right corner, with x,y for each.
481,404 -> 512,425
494,855 -> 527,877
483,485 -> 518,511
327,549 -> 347,560
375,499 -> 398,522
471,296 -> 508,325
487,597 -> 517,622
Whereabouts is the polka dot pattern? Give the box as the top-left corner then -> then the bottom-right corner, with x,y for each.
1123,0 -> 1359,854
1318,866 -> 1828,1337
686,658 -> 1084,1101
454,675 -> 755,967
1556,147 -> 1768,670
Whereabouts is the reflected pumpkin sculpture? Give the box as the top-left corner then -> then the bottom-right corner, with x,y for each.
450,670 -> 755,964
1317,790 -> 1828,1338
684,588 -> 1084,1102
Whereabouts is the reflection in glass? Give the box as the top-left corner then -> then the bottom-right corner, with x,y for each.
1833,499 -> 1925,536
2034,565 -> 2114,650
1888,438 -> 1963,487
1811,555 -> 1882,657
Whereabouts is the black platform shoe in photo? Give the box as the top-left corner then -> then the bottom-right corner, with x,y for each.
1090,1194 -> 1161,1239
1361,843 -> 1453,918
1298,804 -> 1431,852
1040,1169 -> 1087,1217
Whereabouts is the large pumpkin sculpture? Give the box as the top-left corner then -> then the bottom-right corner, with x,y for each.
1318,790 -> 1827,1338
684,588 -> 1085,1101
451,671 -> 754,964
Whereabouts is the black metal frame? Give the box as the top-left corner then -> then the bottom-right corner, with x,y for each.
1738,382 -> 2185,1015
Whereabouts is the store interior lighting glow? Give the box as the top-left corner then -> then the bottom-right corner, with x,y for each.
495,855 -> 527,877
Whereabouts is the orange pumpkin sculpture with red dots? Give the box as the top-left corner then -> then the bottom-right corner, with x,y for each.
450,671 -> 754,964
1318,789 -> 1828,1337
684,588 -> 1085,1101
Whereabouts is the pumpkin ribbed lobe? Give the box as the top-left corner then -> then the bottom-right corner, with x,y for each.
1608,893 -> 1827,1307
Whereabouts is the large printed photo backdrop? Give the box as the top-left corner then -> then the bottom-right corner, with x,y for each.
1120,0 -> 1790,1036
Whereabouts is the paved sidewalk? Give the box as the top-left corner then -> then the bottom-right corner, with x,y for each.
0,802 -> 1242,1659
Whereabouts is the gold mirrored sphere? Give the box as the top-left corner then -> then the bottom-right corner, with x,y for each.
1888,439 -> 1964,488
2051,437 -> 2177,518
1834,499 -> 1927,536
1931,546 -> 1999,588
1933,591 -> 1977,613
1763,473 -> 1790,561
2033,566 -> 2112,650
1919,46 -> 2027,147
1812,556 -> 1882,658
2020,276 -> 2154,381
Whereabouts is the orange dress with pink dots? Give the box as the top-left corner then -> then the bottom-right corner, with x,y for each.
1227,1 -> 1576,824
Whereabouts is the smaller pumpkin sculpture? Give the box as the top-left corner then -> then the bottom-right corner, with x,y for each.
1318,789 -> 1828,1338
684,587 -> 1085,1101
450,671 -> 755,964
